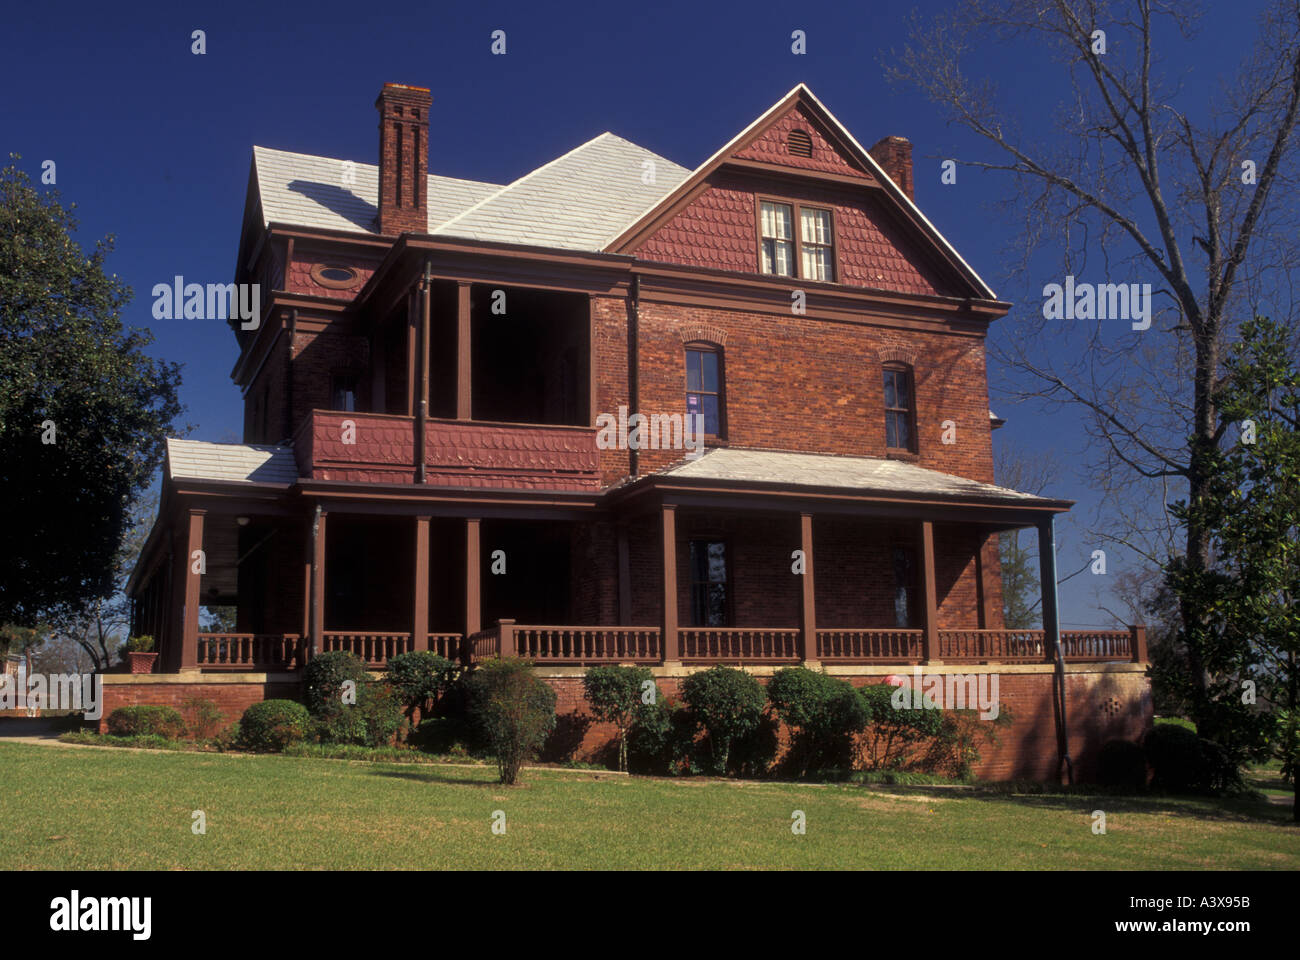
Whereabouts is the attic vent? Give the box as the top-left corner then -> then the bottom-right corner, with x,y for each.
787,129 -> 813,158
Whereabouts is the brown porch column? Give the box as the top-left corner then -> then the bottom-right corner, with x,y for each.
310,508 -> 328,657
179,509 -> 205,671
465,517 -> 481,636
413,516 -> 430,651
799,513 -> 818,664
1130,624 -> 1149,663
660,504 -> 679,664
457,280 -> 472,420
919,520 -> 941,664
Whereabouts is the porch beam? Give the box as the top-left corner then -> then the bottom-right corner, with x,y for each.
465,517 -> 481,636
405,291 -> 417,418
413,515 -> 430,650
799,512 -> 817,664
919,520 -> 940,664
457,280 -> 472,420
660,504 -> 679,664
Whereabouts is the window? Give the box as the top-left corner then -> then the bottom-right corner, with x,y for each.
331,374 -> 357,412
759,201 -> 795,276
892,545 -> 915,629
758,198 -> 835,281
685,345 -> 724,436
689,539 -> 730,627
883,364 -> 915,453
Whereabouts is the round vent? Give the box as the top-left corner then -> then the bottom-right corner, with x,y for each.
787,129 -> 813,158
310,263 -> 361,289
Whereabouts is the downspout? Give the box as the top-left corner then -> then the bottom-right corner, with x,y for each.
415,260 -> 431,484
1040,516 -> 1073,784
628,273 -> 640,477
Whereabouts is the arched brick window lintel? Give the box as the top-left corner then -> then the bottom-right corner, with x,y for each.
678,326 -> 728,347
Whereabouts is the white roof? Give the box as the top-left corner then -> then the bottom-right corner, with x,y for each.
656,447 -> 1051,503
166,438 -> 298,484
430,133 -> 690,250
252,146 -> 503,234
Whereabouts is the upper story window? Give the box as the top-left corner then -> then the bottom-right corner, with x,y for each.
331,374 -> 358,412
689,539 -> 730,627
758,199 -> 836,282
685,344 -> 724,437
883,363 -> 916,453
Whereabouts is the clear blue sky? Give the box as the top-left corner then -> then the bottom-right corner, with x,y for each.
1,0 -> 1269,627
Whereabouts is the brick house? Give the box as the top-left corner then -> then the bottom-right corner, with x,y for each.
116,83 -> 1152,780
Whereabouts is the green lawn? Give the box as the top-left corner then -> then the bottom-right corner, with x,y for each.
2,741 -> 1296,869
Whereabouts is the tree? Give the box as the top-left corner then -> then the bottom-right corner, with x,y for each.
1162,316 -> 1300,816
887,2 -> 1300,725
466,658 -> 557,785
0,157 -> 184,627
582,665 -> 655,772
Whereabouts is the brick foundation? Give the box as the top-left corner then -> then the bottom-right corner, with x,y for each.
97,674 -> 301,734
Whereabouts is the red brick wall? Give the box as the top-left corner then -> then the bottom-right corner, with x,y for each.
97,680 -> 300,734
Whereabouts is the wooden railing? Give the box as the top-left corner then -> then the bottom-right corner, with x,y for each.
466,626 -> 500,664
197,634 -> 305,670
679,628 -> 801,663
1059,629 -> 1133,661
320,632 -> 414,667
939,629 -> 1047,663
818,629 -> 923,662
428,633 -> 465,662
511,625 -> 661,664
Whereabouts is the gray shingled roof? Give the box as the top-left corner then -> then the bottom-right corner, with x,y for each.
166,438 -> 299,484
655,448 -> 1052,503
252,146 -> 503,234
429,133 -> 690,250
252,134 -> 688,251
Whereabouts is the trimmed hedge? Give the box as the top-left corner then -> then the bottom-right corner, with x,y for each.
239,700 -> 311,752
303,650 -> 370,715
1098,739 -> 1148,789
385,650 -> 457,722
680,665 -> 767,775
313,682 -> 406,747
106,705 -> 186,739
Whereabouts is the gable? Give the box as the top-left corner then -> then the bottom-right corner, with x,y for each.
634,170 -> 959,297
730,104 -> 871,179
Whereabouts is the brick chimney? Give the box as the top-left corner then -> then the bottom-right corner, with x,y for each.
868,135 -> 914,202
375,83 -> 432,235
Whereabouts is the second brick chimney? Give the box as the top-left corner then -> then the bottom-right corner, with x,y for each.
375,83 -> 432,235
868,135 -> 914,202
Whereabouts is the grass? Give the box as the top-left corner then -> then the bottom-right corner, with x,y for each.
2,740 -> 1296,870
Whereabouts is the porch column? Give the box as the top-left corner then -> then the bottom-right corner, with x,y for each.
1037,518 -> 1061,661
310,507 -> 328,657
660,504 -> 679,664
919,520 -> 940,664
457,280 -> 472,420
405,291 -> 417,418
799,512 -> 818,664
179,509 -> 205,671
465,517 -> 481,636
413,515 -> 430,650
586,294 -> 598,426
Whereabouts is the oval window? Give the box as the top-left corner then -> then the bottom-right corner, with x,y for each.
310,263 -> 360,289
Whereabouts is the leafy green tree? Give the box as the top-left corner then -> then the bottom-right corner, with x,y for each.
1161,317 -> 1299,814
582,665 -> 655,772
680,665 -> 766,776
0,156 -> 184,627
466,658 -> 557,785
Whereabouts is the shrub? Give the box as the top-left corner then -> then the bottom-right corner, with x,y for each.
465,658 -> 557,784
680,665 -> 766,775
767,667 -> 868,776
181,697 -> 223,741
303,651 -> 370,715
106,705 -> 185,739
126,635 -> 155,653
626,697 -> 700,775
1098,739 -> 1148,790
385,651 -> 458,723
583,665 -> 655,772
858,683 -> 945,771
314,681 -> 407,747
1143,723 -> 1242,794
239,700 -> 311,752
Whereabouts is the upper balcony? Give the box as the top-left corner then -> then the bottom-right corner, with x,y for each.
293,410 -> 601,491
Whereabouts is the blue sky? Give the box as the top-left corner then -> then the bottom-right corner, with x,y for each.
1,0 -> 1271,626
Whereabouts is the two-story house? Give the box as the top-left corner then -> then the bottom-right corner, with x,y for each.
115,83 -> 1152,780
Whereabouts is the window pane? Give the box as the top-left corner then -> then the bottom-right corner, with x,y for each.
773,239 -> 793,276
883,372 -> 897,409
893,547 -> 912,628
894,373 -> 910,408
801,207 -> 830,244
686,350 -> 701,391
801,246 -> 831,282
707,541 -> 727,582
896,415 -> 911,451
701,351 -> 718,392
886,412 -> 898,449
690,540 -> 708,583
761,201 -> 792,239
687,392 -> 701,420
706,584 -> 727,626
700,395 -> 720,435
